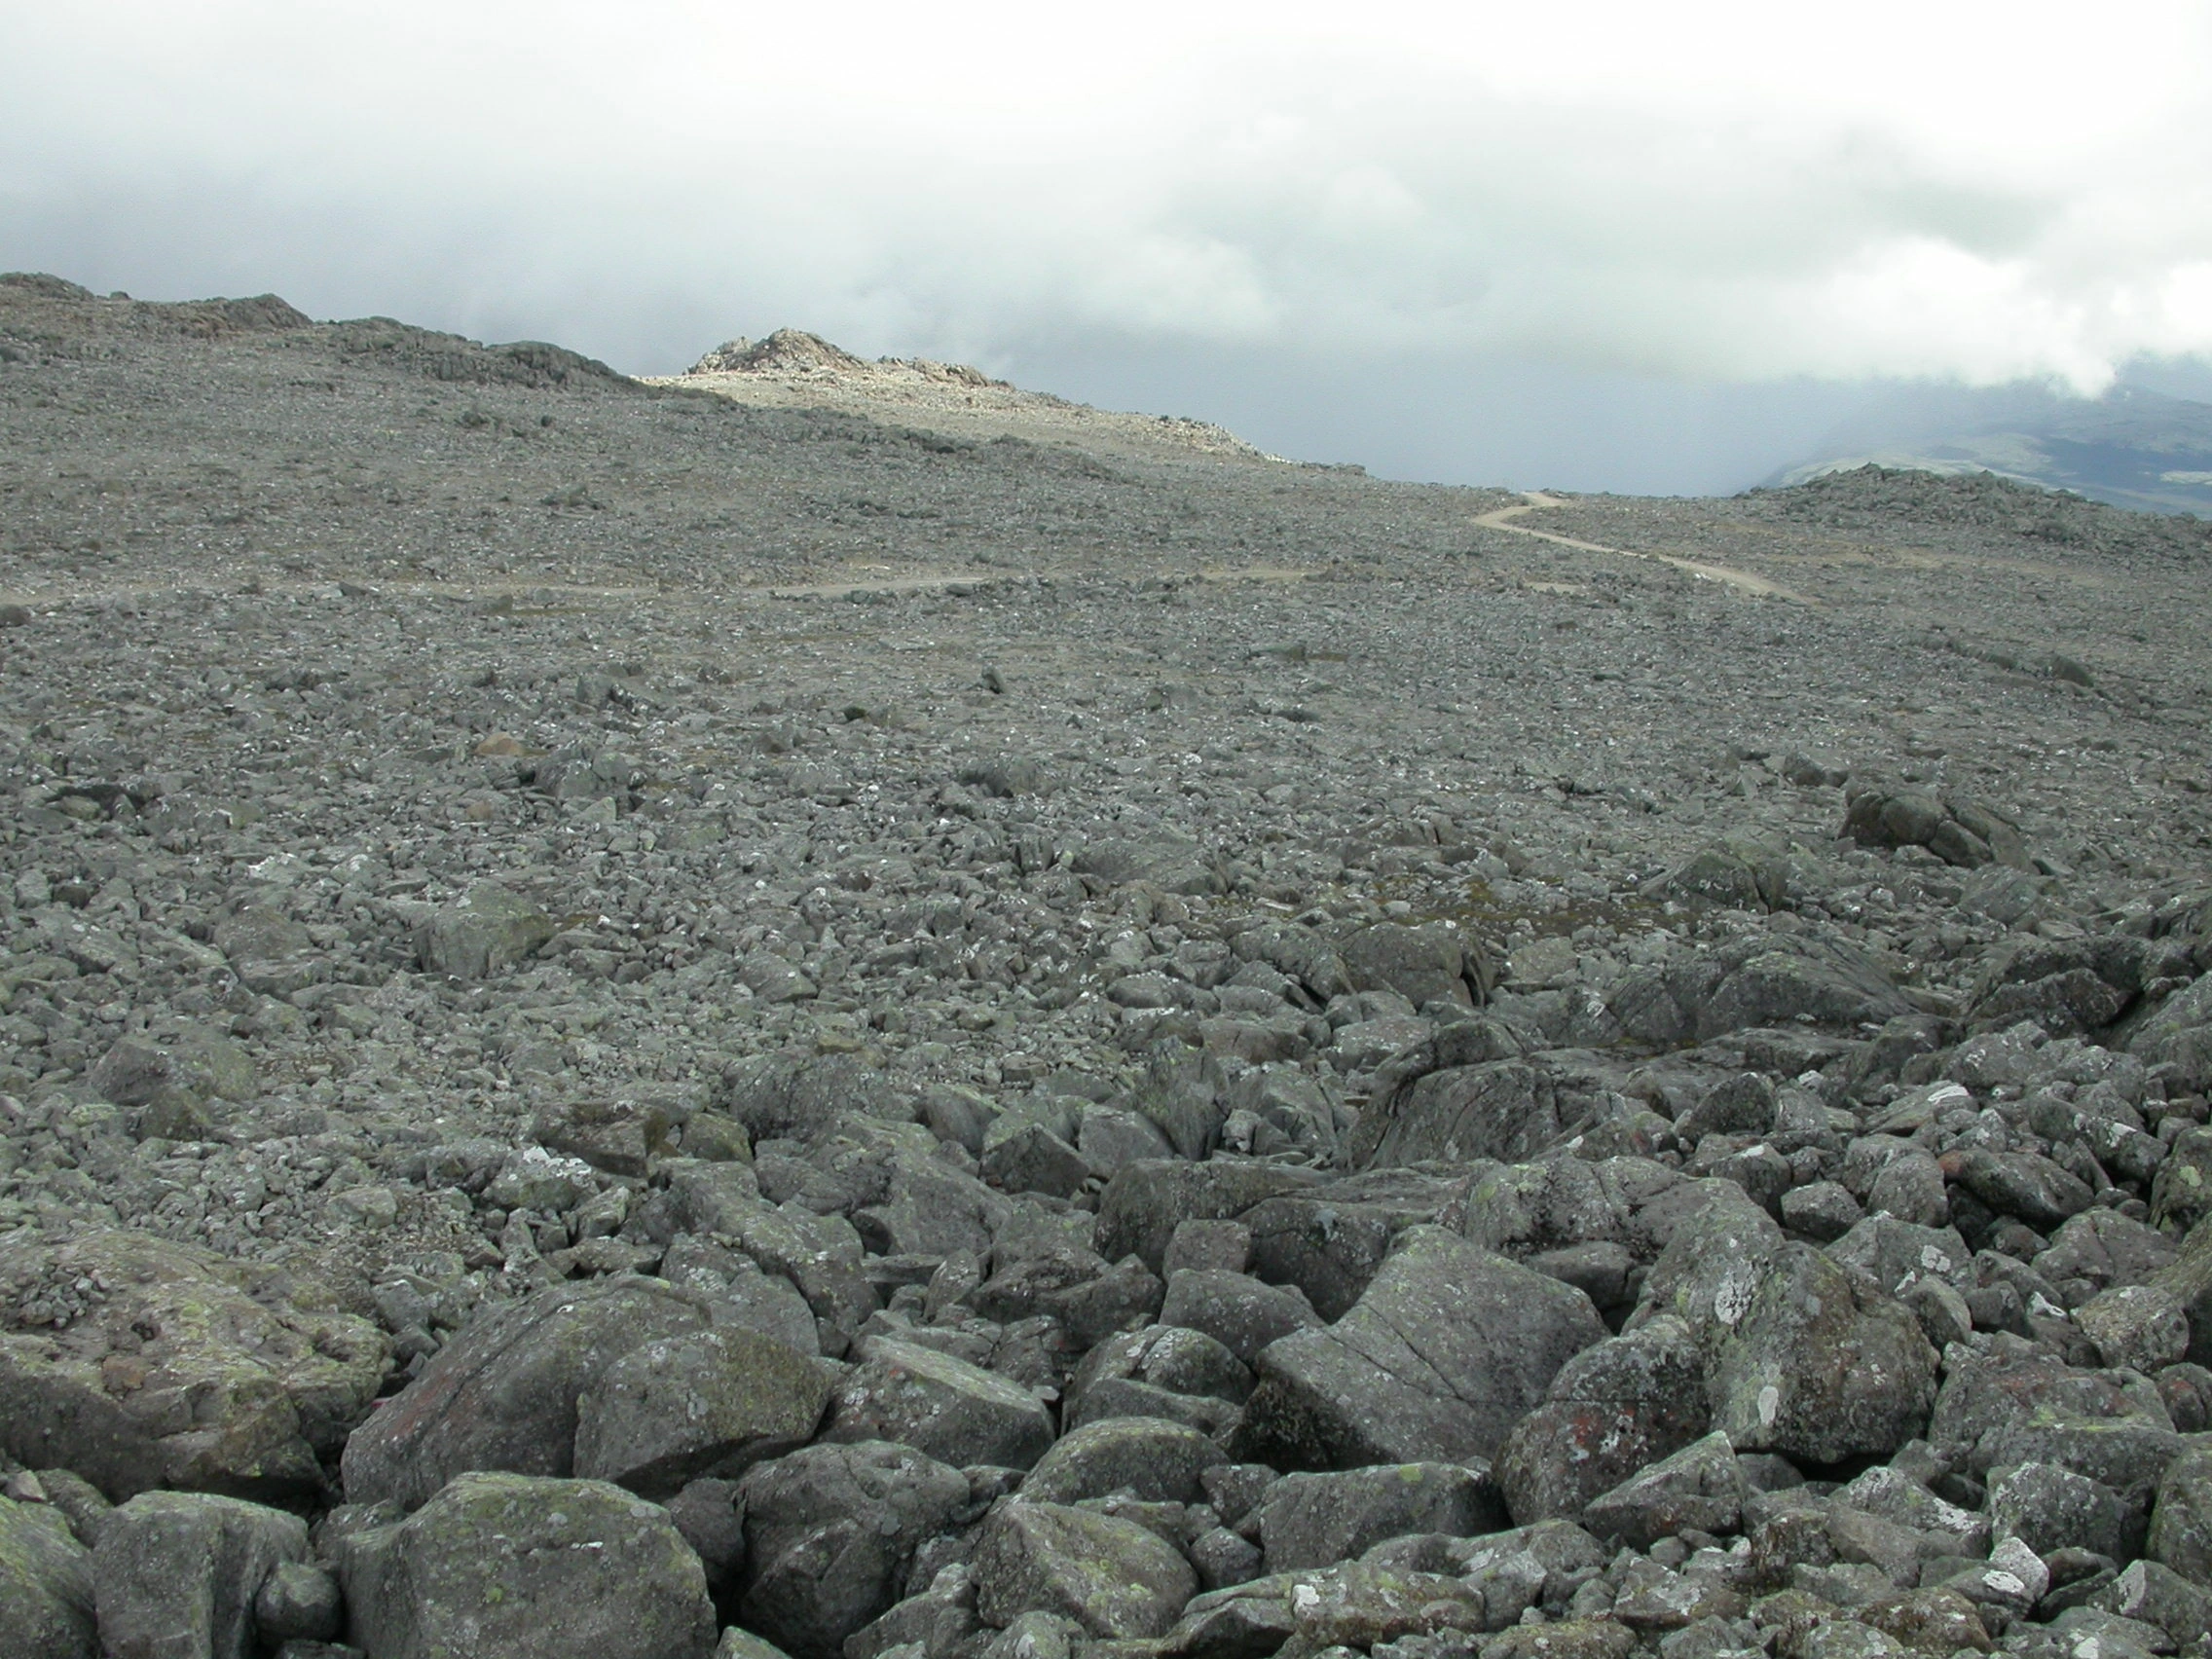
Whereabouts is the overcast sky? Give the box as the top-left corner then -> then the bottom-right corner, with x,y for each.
6,2 -> 2212,492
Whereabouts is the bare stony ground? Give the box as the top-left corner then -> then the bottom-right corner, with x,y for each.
6,270 -> 2212,1659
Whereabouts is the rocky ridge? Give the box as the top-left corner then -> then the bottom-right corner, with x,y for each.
5,273 -> 2212,1659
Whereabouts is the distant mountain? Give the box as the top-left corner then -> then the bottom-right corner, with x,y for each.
1766,386 -> 2212,516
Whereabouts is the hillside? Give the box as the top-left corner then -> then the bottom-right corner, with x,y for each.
5,272 -> 2212,1659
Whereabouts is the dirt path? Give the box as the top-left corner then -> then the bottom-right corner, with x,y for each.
1475,491 -> 1808,602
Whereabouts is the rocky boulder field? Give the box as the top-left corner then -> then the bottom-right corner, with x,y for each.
8,270 -> 2212,1659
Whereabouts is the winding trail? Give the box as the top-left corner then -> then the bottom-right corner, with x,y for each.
1475,491 -> 1808,603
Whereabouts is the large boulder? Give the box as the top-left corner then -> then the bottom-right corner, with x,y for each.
824,1338 -> 1055,1470
1255,1462 -> 1504,1570
211,904 -> 325,999
1162,1561 -> 1485,1657
1605,934 -> 1913,1046
0,1493 -> 95,1659
1233,1227 -> 1605,1470
1018,1416 -> 1226,1506
92,1491 -> 308,1659
1339,921 -> 1485,1010
412,881 -> 555,979
1159,1270 -> 1322,1366
2149,1442 -> 2212,1589
85,1021 -> 256,1111
1094,1161 -> 1324,1276
1692,1240 -> 1939,1463
1061,1324 -> 1250,1436
336,1471 -> 716,1659
0,1231 -> 388,1501
708,1051 -> 914,1146
738,1440 -> 971,1659
1346,1060 -> 1577,1170
1496,1314 -> 1711,1525
1072,834 -> 1228,897
2129,972 -> 2212,1090
1843,785 -> 2029,870
341,1276 -> 707,1511
573,1327 -> 831,1496
1578,1430 -> 1746,1551
974,1500 -> 1197,1639
1243,1169 -> 1465,1320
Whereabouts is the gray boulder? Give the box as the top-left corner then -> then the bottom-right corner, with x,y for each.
1234,1227 -> 1604,1470
253,1560 -> 343,1645
1339,922 -> 1484,1010
1347,1060 -> 1576,1170
413,881 -> 555,978
337,1471 -> 716,1659
1018,1417 -> 1225,1505
824,1338 -> 1054,1470
1159,1270 -> 1321,1366
1606,934 -> 1913,1046
1987,1460 -> 2135,1562
86,1021 -> 256,1110
0,1493 -> 94,1659
974,1501 -> 1197,1638
93,1492 -> 308,1659
2150,1442 -> 2212,1589
1061,1325 -> 1250,1436
1693,1240 -> 1939,1464
2078,1284 -> 2192,1375
738,1441 -> 970,1659
1579,1430 -> 1747,1550
1093,1160 -> 1324,1275
2129,972 -> 2212,1090
0,1231 -> 388,1502
1495,1314 -> 1711,1525
1843,785 -> 2029,869
1255,1462 -> 1504,1570
341,1276 -> 708,1510
573,1327 -> 831,1496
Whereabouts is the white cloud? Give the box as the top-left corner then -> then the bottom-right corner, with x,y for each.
3,0 -> 2211,403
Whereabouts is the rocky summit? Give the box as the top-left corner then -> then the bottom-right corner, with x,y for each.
6,269 -> 2212,1659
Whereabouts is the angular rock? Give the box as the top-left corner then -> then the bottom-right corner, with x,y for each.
1339,922 -> 1482,1011
1496,1314 -> 1711,1525
336,1471 -> 716,1659
1165,1561 -> 1485,1658
0,1493 -> 95,1659
573,1327 -> 831,1496
253,1560 -> 343,1644
975,1500 -> 1197,1638
93,1491 -> 308,1659
0,1231 -> 388,1501
1255,1462 -> 1504,1571
1988,1461 -> 2134,1562
739,1440 -> 969,1659
1018,1416 -> 1226,1506
1160,1270 -> 1322,1367
2077,1284 -> 2191,1375
1094,1161 -> 1324,1276
1347,1059 -> 1575,1170
413,881 -> 555,979
341,1276 -> 707,1511
2148,1441 -> 2212,1589
824,1338 -> 1055,1470
1580,1430 -> 1747,1551
1695,1241 -> 1940,1464
1234,1227 -> 1604,1470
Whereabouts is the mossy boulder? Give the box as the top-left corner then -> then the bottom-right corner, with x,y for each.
0,1493 -> 94,1659
336,1471 -> 717,1659
0,1231 -> 388,1501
